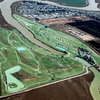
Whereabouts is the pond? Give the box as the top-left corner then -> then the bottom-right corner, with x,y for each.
55,46 -> 66,51
17,47 -> 26,51
56,0 -> 87,6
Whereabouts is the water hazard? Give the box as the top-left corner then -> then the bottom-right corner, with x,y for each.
17,47 -> 26,51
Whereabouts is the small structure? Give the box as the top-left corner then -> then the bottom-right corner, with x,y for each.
77,47 -> 95,65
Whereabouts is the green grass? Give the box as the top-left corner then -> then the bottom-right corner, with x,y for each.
0,28 -> 11,46
9,83 -> 18,88
17,51 -> 37,69
0,54 -> 5,63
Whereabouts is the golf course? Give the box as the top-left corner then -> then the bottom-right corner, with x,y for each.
0,13 -> 100,96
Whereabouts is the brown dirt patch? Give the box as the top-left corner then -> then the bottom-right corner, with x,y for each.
37,16 -> 91,26
0,70 -> 94,100
12,70 -> 39,82
11,1 -> 22,15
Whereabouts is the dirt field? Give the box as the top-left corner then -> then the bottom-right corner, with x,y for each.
0,70 -> 94,100
12,70 -> 38,82
11,1 -> 22,15
37,16 -> 91,26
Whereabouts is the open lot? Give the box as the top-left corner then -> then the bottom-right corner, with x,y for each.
37,16 -> 91,26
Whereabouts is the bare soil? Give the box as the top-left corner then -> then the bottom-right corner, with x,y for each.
12,70 -> 39,82
0,70 -> 94,100
37,16 -> 91,26
11,1 -> 22,15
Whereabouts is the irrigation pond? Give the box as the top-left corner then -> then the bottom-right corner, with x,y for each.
17,47 -> 26,51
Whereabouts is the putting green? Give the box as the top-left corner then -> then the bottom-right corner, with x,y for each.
5,66 -> 24,92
